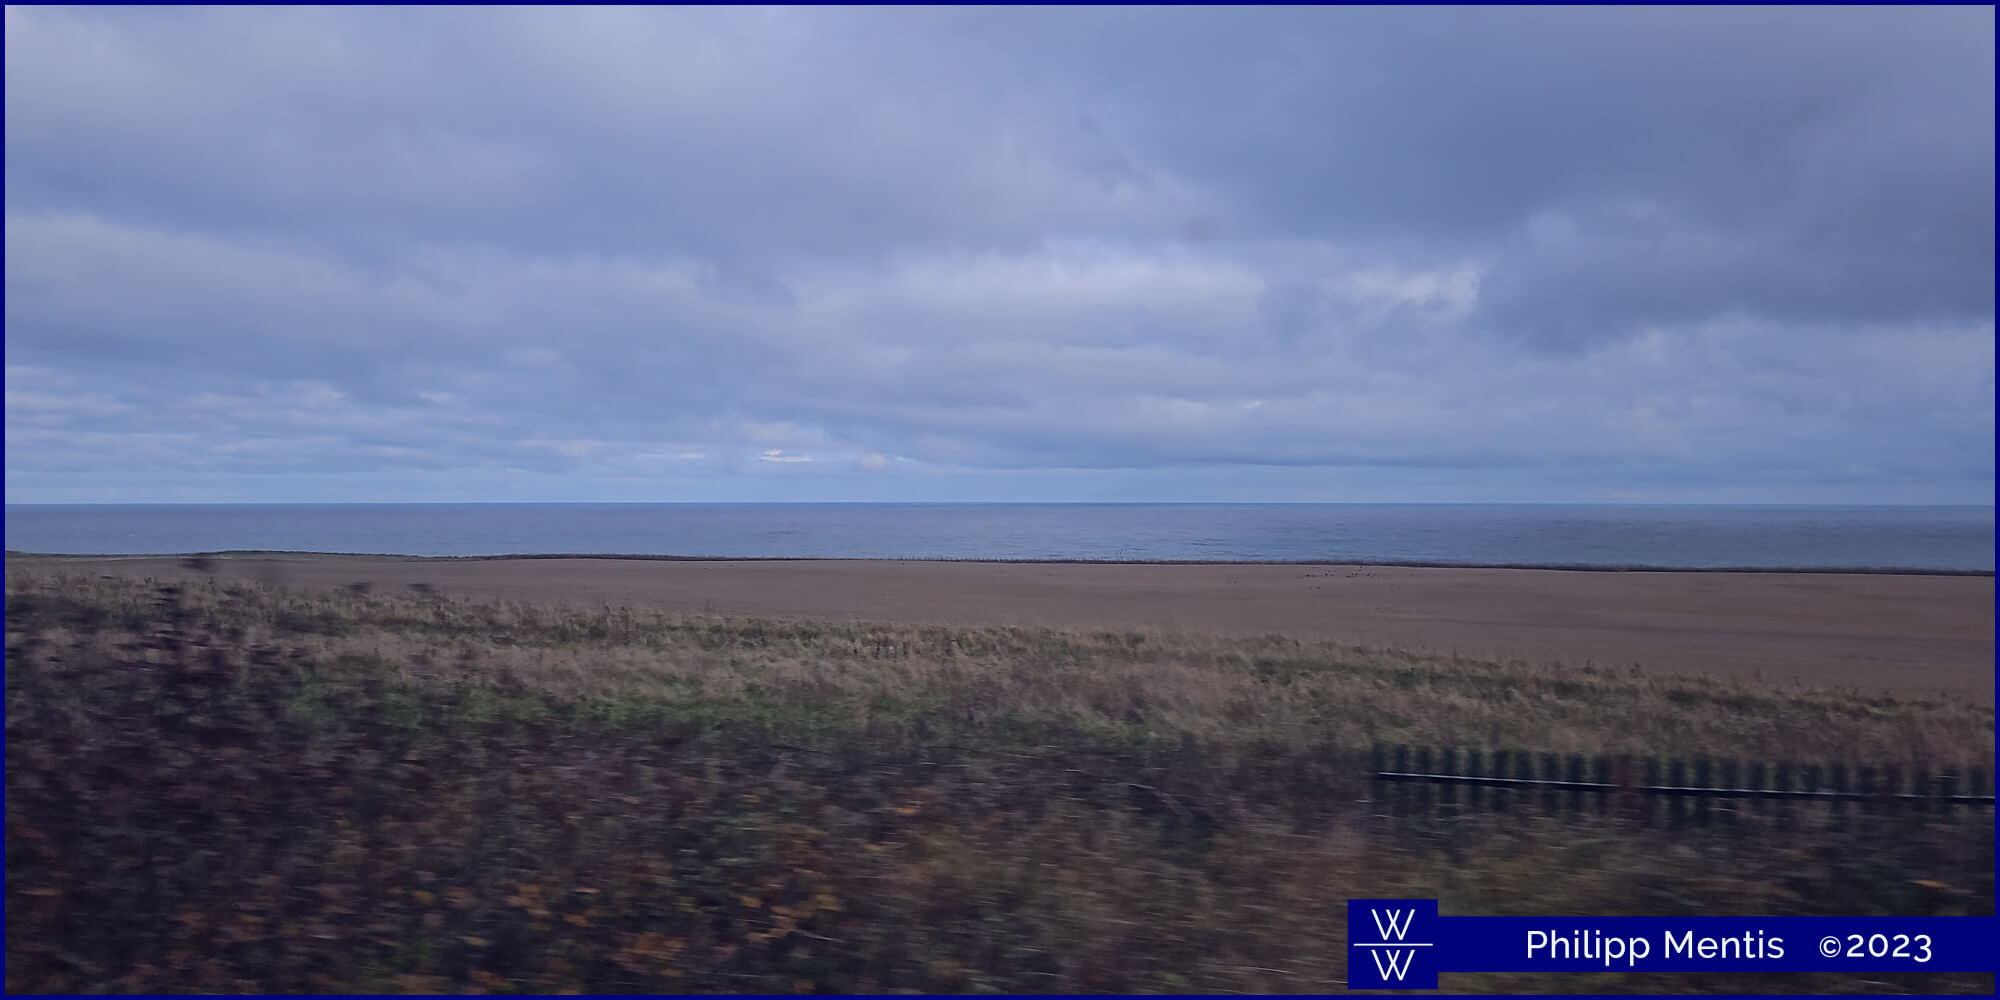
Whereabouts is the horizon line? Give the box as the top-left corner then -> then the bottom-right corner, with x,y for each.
7,499 -> 1996,508
8,550 -> 1994,577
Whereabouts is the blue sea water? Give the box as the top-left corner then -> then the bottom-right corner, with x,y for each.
3,503 -> 1993,571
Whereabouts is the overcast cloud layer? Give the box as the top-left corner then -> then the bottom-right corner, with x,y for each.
5,6 -> 1993,503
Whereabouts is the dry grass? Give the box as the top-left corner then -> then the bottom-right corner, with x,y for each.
11,568 -> 1991,764
6,568 -> 1993,994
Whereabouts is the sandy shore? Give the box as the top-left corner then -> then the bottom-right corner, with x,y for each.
17,554 -> 1995,699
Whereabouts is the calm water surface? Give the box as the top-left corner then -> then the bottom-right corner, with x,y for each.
5,503 -> 1993,571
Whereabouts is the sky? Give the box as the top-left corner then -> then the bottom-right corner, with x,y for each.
4,6 -> 1994,504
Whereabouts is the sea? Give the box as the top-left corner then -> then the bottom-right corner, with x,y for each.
4,503 -> 1994,572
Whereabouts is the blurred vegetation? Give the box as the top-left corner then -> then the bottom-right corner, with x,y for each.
6,568 -> 1993,993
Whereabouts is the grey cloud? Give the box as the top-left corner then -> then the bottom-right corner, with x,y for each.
4,6 -> 1208,265
4,6 -> 1992,503
941,6 -> 1994,345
